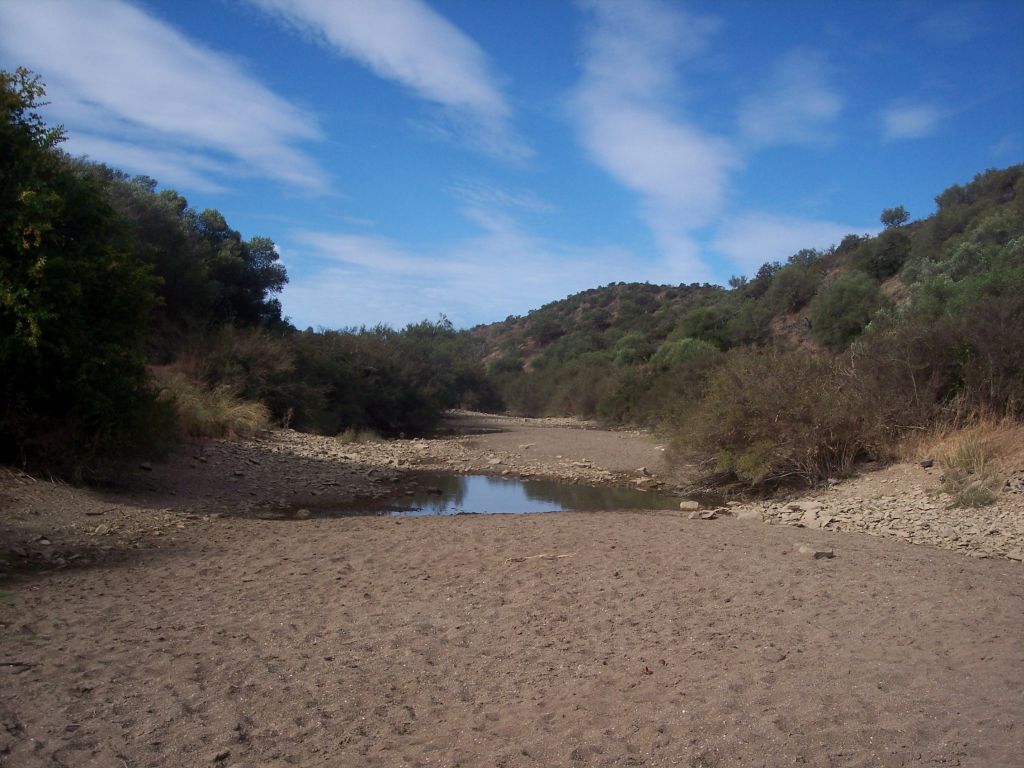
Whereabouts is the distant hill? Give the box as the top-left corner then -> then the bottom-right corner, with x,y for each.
477,165 -> 1024,429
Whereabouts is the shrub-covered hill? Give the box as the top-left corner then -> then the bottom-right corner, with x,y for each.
477,165 -> 1023,486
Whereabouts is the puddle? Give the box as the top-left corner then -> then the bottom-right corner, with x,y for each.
346,473 -> 681,517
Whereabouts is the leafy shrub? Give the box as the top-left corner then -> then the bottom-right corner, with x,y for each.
764,262 -> 821,313
810,272 -> 889,350
649,337 -> 719,371
856,228 -> 911,278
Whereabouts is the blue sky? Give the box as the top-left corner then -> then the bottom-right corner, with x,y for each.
1,0 -> 1022,329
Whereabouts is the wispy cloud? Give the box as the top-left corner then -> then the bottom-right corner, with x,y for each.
450,179 -> 556,214
249,0 -> 527,159
0,0 -> 326,193
571,0 -> 738,279
918,7 -> 986,45
881,103 -> 943,140
738,48 -> 844,147
282,204 -> 674,329
711,213 -> 864,275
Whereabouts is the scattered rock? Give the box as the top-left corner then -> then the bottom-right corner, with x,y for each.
797,544 -> 835,559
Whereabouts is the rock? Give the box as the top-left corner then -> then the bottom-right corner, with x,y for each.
637,466 -> 649,476
679,500 -> 700,511
699,510 -> 718,520
687,511 -> 701,519
797,544 -> 835,559
1005,549 -> 1023,562
293,508 -> 312,520
920,457 -> 934,468
486,458 -> 502,466
760,647 -> 787,663
935,524 -> 958,540
212,750 -> 231,763
788,501 -> 823,513
139,462 -> 153,471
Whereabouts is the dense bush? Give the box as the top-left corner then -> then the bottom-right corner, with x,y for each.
810,271 -> 889,350
0,68 -> 169,468
855,228 -> 911,278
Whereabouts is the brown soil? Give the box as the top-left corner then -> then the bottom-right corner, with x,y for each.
2,415 -> 1022,767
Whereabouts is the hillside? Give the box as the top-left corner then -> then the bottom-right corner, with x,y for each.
473,165 -> 1023,489
477,166 -> 1022,418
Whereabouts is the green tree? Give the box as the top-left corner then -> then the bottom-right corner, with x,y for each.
880,205 -> 909,229
1,69 -> 162,465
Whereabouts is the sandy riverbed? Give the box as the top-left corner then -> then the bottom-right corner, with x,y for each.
1,415 -> 1022,767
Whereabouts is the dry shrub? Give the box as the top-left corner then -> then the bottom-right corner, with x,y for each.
677,348 -> 892,487
336,427 -> 382,444
155,371 -> 269,439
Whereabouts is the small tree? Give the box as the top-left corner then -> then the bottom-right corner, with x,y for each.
880,205 -> 909,229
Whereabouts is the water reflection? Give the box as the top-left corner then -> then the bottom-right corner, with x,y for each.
382,473 -> 679,516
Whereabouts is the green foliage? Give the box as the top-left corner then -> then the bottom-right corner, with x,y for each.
0,68 -> 167,467
76,165 -> 289,351
810,272 -> 889,350
880,205 -> 909,229
763,261 -> 821,313
856,228 -> 911,278
649,337 -> 718,371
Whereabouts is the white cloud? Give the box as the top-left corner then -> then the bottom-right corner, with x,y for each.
571,0 -> 738,280
249,0 -> 526,159
738,48 -> 844,147
712,213 -> 863,275
0,0 -> 326,192
281,206 -> 673,329
881,103 -> 943,140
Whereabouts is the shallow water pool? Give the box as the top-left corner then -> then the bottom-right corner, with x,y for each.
373,473 -> 680,516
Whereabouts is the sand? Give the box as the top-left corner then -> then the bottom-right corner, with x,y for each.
2,420 -> 1023,767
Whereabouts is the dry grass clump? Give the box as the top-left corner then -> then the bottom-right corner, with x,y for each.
155,371 -> 269,439
919,419 -> 1021,507
336,427 -> 382,444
